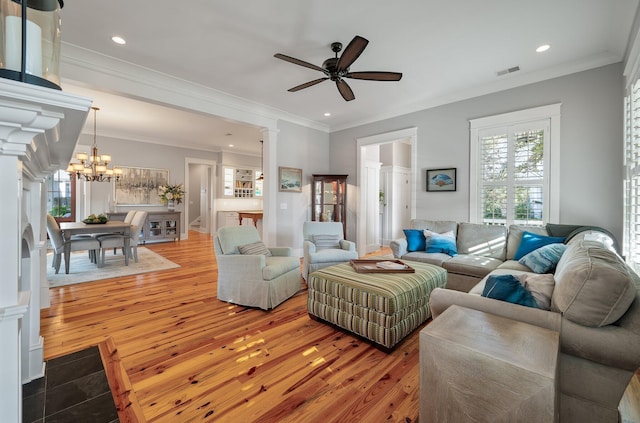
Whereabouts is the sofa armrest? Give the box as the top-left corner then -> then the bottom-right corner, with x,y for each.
340,239 -> 356,251
561,319 -> 640,371
390,238 -> 408,258
269,247 -> 292,256
429,288 -> 561,332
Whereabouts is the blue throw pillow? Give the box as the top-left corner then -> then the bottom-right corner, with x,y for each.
519,243 -> 567,273
514,231 -> 565,260
403,229 -> 426,252
425,231 -> 458,256
482,274 -> 539,308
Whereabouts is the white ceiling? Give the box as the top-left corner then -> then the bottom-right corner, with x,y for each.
58,0 -> 639,155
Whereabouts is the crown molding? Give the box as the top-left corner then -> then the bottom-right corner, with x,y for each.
60,43 -> 329,133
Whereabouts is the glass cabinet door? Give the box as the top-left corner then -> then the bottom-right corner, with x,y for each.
311,174 -> 348,237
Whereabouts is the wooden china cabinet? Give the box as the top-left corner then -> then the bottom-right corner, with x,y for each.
311,174 -> 347,238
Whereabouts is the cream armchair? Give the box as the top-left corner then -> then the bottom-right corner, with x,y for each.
302,221 -> 358,280
214,226 -> 301,310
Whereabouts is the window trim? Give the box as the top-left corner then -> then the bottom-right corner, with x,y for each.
469,103 -> 561,225
47,170 -> 77,223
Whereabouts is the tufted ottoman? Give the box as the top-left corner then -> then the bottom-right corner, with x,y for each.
307,260 -> 447,350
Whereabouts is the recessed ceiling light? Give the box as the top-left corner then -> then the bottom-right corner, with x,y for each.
324,112 -> 331,117
229,144 -> 234,148
112,36 -> 126,45
536,44 -> 550,53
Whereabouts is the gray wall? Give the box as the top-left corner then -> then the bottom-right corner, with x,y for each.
276,120 -> 330,250
79,135 -> 220,230
330,63 -> 625,243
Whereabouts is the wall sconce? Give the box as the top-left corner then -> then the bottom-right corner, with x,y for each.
0,0 -> 64,90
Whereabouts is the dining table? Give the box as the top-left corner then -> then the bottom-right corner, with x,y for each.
59,221 -> 132,274
237,210 -> 263,227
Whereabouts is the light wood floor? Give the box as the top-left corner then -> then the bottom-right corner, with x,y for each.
41,231 -> 640,422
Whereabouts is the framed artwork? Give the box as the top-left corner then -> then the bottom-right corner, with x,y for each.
115,166 -> 169,205
426,168 -> 457,192
279,167 -> 302,192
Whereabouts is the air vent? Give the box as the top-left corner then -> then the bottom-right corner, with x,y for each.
497,66 -> 520,76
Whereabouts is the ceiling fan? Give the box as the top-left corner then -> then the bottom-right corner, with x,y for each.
274,35 -> 402,102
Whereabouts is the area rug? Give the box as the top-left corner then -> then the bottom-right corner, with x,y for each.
47,247 -> 181,288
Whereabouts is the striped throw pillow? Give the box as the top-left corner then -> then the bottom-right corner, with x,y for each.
238,241 -> 272,256
518,243 -> 566,273
313,234 -> 341,250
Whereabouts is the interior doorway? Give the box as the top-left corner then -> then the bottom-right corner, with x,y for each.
356,128 -> 417,257
185,158 -> 217,239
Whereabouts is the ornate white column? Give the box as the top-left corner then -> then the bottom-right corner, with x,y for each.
0,78 -> 91,423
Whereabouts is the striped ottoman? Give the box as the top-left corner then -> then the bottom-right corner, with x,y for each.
307,261 -> 447,350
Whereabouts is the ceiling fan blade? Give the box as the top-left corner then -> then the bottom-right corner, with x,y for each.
288,77 -> 329,92
336,35 -> 368,71
345,71 -> 403,81
274,53 -> 327,73
336,79 -> 355,101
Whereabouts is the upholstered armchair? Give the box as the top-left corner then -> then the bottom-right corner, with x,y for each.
302,221 -> 358,280
214,226 -> 301,310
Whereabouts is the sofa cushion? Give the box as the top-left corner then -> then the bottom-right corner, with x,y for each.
482,274 -> 539,308
518,243 -> 566,273
443,254 -> 503,278
424,230 -> 458,256
552,240 -> 637,327
238,241 -> 272,256
401,251 -> 452,266
456,223 -> 507,260
496,260 -> 532,272
506,225 -> 549,260
410,220 -> 458,237
514,231 -> 565,260
403,229 -> 426,252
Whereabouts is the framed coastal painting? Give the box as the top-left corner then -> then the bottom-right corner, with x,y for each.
279,167 -> 302,192
115,166 -> 169,205
426,168 -> 456,192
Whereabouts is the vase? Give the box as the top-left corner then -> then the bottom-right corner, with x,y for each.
167,200 -> 175,211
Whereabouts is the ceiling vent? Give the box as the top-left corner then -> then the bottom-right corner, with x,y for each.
497,66 -> 520,76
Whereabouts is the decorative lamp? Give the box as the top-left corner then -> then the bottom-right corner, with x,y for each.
0,0 -> 63,89
67,106 -> 122,182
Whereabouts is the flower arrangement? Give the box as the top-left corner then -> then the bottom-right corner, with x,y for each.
158,183 -> 185,204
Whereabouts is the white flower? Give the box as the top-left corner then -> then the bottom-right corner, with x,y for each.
166,192 -> 174,200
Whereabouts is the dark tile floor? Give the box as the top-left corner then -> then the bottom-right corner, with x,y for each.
22,346 -> 119,423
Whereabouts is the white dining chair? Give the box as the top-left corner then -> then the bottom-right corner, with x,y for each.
98,211 -> 148,264
46,214 -> 101,274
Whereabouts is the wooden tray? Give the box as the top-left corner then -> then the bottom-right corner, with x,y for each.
350,259 -> 415,273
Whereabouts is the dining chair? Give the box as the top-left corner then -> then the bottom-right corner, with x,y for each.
46,214 -> 101,274
94,210 -> 137,254
98,211 -> 148,264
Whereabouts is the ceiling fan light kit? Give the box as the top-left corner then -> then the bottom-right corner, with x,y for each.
274,35 -> 402,101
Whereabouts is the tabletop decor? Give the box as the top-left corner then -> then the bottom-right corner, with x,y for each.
159,183 -> 185,210
82,213 -> 109,224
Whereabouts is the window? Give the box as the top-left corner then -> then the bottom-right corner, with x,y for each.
624,79 -> 640,269
470,104 -> 560,227
46,170 -> 76,222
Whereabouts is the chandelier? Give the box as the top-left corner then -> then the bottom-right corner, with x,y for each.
67,106 -> 122,182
